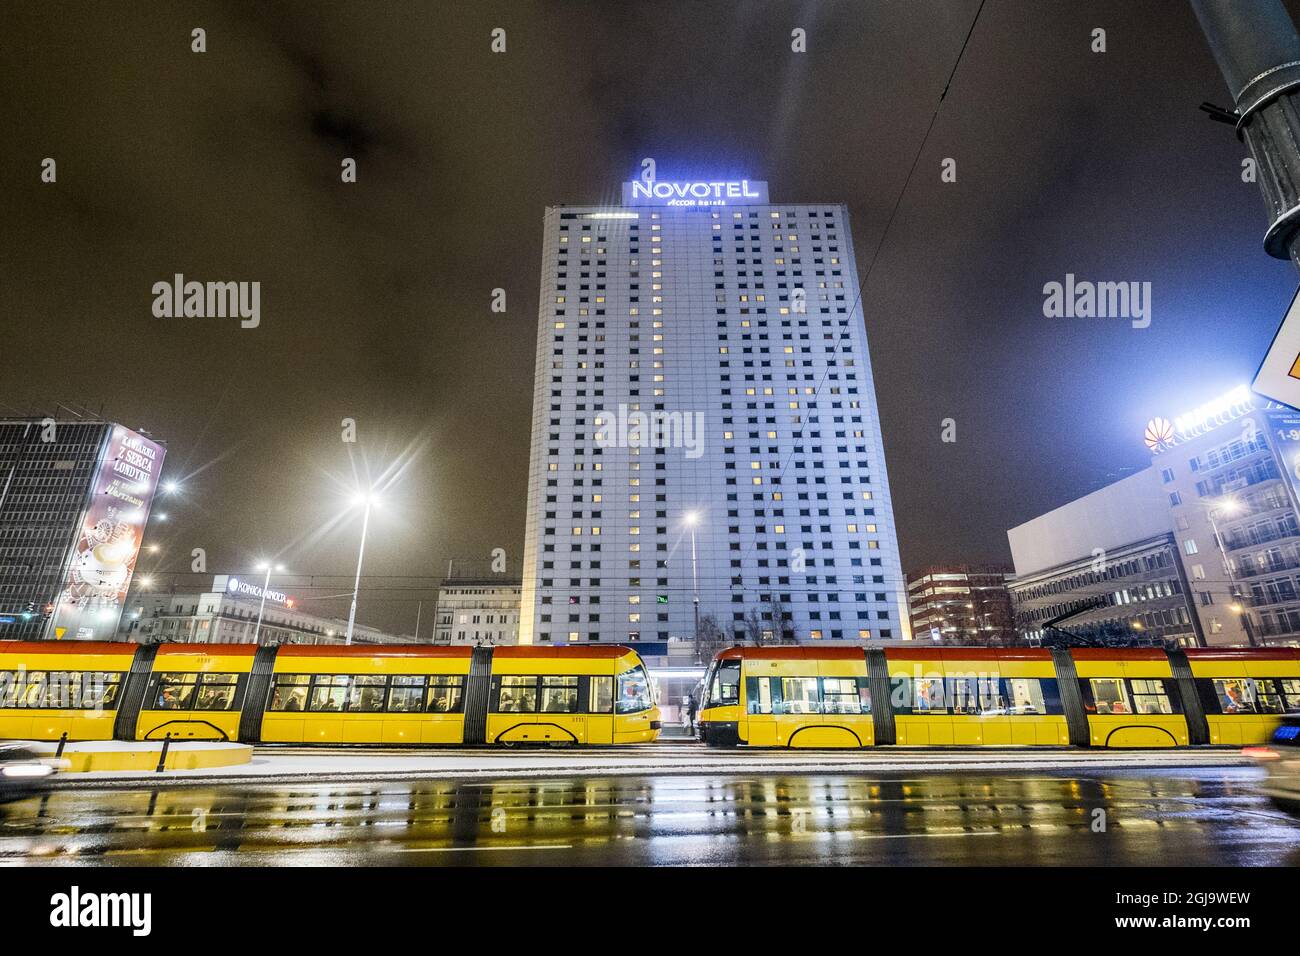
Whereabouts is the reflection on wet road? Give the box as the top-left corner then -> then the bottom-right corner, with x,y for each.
2,768 -> 1297,866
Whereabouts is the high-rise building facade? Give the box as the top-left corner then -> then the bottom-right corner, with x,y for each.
1149,386 -> 1300,646
0,418 -> 165,641
907,565 -> 1016,644
519,178 -> 907,655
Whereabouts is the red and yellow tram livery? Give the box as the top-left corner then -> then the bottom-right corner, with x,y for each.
0,642 -> 661,746
698,644 -> 1300,748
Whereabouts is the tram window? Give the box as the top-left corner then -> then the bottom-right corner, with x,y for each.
1282,679 -> 1300,712
388,676 -> 426,713
348,675 -> 388,713
21,672 -> 49,708
0,671 -> 21,707
269,675 -> 309,711
0,671 -> 122,710
914,677 -> 946,713
1129,679 -> 1175,715
590,676 -> 614,713
498,676 -> 539,713
776,677 -> 820,715
38,672 -> 71,708
427,676 -> 464,713
746,677 -> 774,714
193,674 -> 239,711
708,661 -> 740,707
542,676 -> 580,713
80,672 -> 122,709
1088,678 -> 1130,714
1005,678 -> 1048,715
947,677 -> 980,715
617,665 -> 653,714
1211,678 -> 1257,714
821,677 -> 869,714
309,676 -> 350,712
1256,680 -> 1286,714
154,674 -> 198,710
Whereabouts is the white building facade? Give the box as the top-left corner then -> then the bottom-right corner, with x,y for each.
518,178 -> 907,657
434,579 -> 522,645
120,574 -> 409,645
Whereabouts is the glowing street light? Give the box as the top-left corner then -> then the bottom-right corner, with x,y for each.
253,561 -> 285,644
345,493 -> 381,645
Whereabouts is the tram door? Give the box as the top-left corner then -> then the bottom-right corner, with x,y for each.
744,676 -> 778,747
588,676 -> 615,744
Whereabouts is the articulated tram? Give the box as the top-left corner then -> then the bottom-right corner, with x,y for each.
0,642 -> 661,746
697,645 -> 1300,748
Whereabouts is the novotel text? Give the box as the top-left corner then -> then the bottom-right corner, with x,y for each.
623,179 -> 767,207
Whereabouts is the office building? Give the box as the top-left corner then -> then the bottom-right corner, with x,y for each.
907,565 -> 1015,644
434,574 -> 522,645
1007,468 -> 1202,645
1150,386 -> 1300,645
518,177 -> 907,655
120,574 -> 410,645
0,417 -> 165,641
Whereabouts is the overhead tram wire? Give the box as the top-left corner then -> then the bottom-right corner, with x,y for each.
771,0 -> 989,489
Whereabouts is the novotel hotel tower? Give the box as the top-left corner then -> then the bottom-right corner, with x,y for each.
518,178 -> 908,655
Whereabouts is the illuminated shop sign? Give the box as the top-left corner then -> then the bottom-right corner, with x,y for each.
1171,385 -> 1254,438
622,179 -> 768,207
1147,385 -> 1256,451
225,576 -> 294,608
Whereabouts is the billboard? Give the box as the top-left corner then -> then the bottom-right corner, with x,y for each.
48,425 -> 165,640
1267,408 -> 1300,513
1253,284 -> 1300,411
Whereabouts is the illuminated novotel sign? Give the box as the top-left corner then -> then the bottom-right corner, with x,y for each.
622,179 -> 768,207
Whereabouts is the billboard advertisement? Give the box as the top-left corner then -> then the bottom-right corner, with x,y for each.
48,425 -> 166,640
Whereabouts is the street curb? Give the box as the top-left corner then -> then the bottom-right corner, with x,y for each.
36,754 -> 1257,791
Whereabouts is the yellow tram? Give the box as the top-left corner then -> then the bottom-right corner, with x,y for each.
0,641 -> 661,746
698,644 -> 1300,748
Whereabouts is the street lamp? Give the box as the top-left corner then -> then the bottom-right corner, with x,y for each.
1205,496 -> 1258,646
685,511 -> 701,664
253,561 -> 284,644
345,492 -> 379,645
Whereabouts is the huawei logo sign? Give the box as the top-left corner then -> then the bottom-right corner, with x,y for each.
1144,417 -> 1174,450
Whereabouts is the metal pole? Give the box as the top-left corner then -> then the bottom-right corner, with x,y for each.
1191,0 -> 1300,269
344,499 -> 371,645
414,600 -> 422,642
691,523 -> 701,664
252,565 -> 272,645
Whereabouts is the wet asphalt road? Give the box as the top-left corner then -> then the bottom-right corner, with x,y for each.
1,767 -> 1297,866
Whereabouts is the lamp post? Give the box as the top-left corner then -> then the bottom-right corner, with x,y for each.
345,493 -> 378,645
1206,497 -> 1259,647
685,511 -> 701,664
253,561 -> 284,645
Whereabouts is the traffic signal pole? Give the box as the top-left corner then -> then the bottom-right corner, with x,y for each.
1191,0 -> 1300,271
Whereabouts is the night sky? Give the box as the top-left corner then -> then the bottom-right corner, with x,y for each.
4,1 -> 1299,635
